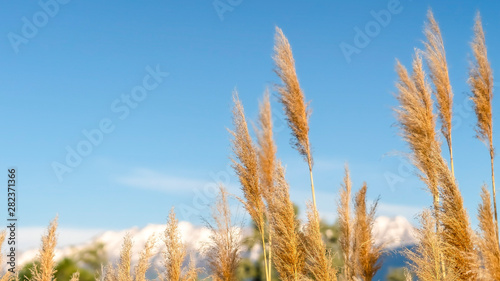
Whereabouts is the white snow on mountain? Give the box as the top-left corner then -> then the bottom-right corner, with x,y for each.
372,216 -> 417,249
18,216 -> 416,268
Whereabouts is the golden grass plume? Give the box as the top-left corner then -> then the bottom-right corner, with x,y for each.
273,27 -> 312,168
30,217 -> 58,281
353,183 -> 382,281
230,92 -> 266,233
273,27 -> 318,212
230,92 -> 271,280
162,208 -> 186,281
301,203 -> 337,281
117,234 -> 133,281
405,210 -> 447,281
204,185 -> 241,281
395,53 -> 441,207
436,157 -> 478,280
134,235 -> 155,281
477,186 -> 500,280
256,89 -> 277,204
0,231 -> 11,281
423,9 -> 455,174
255,89 -> 277,281
469,11 -> 498,247
338,165 -> 354,281
469,12 -> 494,147
69,272 -> 79,281
268,162 -> 305,281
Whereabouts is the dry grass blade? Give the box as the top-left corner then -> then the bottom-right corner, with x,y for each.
30,217 -> 58,281
0,231 -> 11,281
273,27 -> 312,167
436,157 -> 478,280
469,12 -> 498,247
134,235 -> 155,281
230,92 -> 265,233
230,92 -> 270,280
162,208 -> 186,281
101,264 -> 117,281
273,27 -> 317,211
180,255 -> 202,281
302,203 -> 337,281
405,210 -> 446,281
118,234 -> 133,281
338,165 -> 354,281
204,185 -> 241,281
255,89 -> 277,281
395,54 -> 441,204
477,185 -> 500,280
424,9 -> 455,175
0,231 -> 5,267
256,89 -> 277,204
268,162 -> 305,281
353,183 -> 382,281
469,12 -> 494,147
404,268 -> 413,281
69,272 -> 80,281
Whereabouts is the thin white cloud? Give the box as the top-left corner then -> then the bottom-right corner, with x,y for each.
114,168 -> 208,193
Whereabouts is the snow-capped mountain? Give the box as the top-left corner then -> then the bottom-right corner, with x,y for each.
18,216 -> 416,269
373,216 -> 417,249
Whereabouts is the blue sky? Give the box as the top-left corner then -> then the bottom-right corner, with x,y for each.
2,0 -> 500,244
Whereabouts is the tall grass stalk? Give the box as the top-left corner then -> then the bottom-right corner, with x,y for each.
395,53 -> 441,217
30,217 -> 58,281
256,90 -> 277,281
229,92 -> 270,281
338,166 -> 354,280
204,185 -> 241,281
268,163 -> 305,281
469,12 -> 498,246
134,235 -> 155,281
405,210 -> 447,281
273,27 -> 316,212
162,208 -> 186,281
424,10 -> 455,176
353,183 -> 382,281
302,204 -> 337,281
478,186 -> 500,280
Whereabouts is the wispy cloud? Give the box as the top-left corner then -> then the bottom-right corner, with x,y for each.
114,168 -> 208,193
